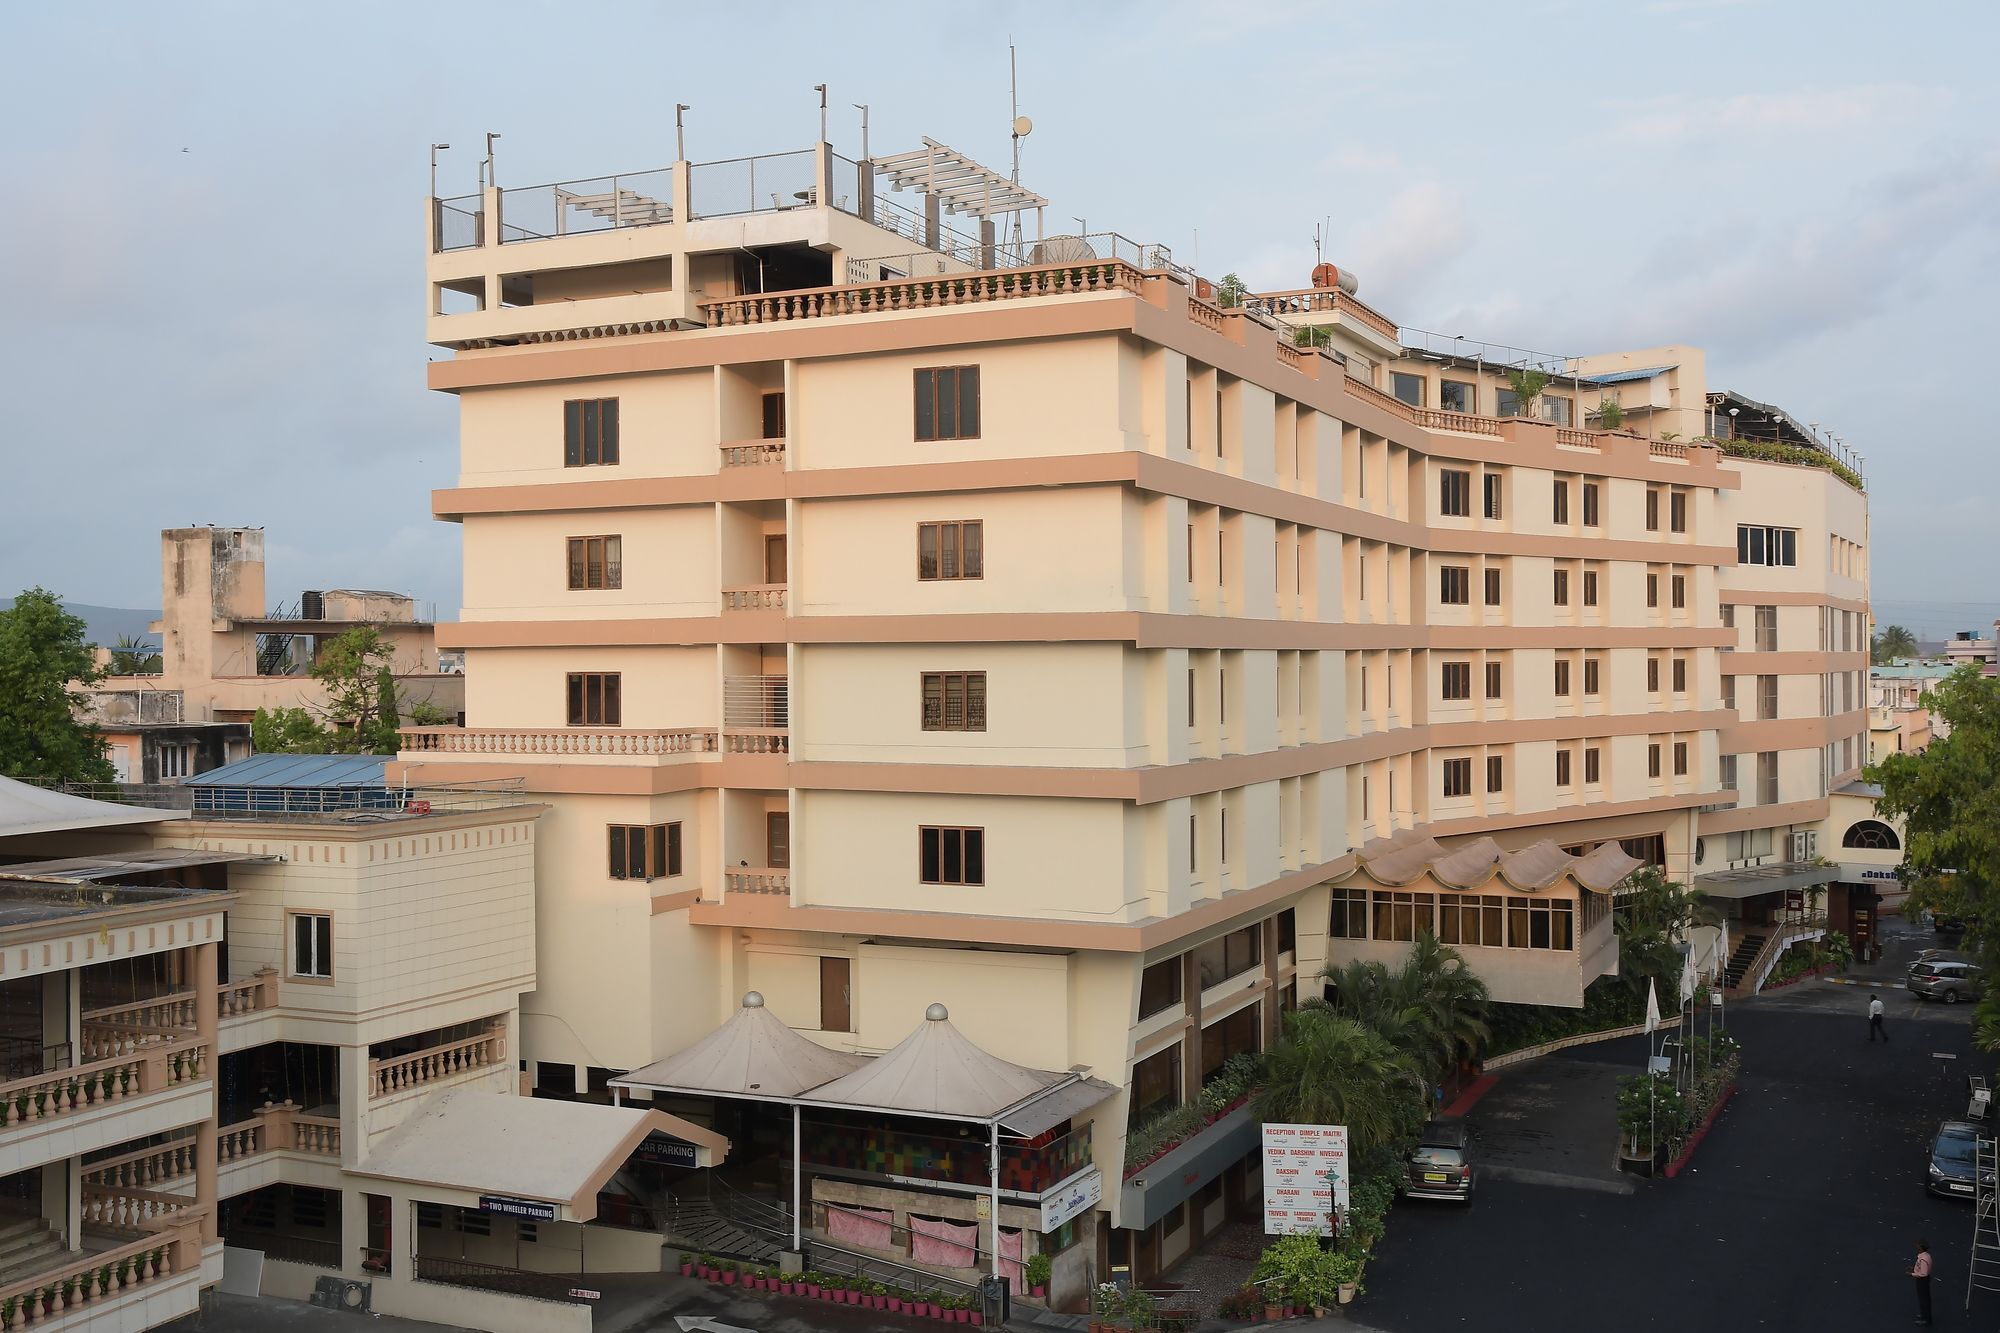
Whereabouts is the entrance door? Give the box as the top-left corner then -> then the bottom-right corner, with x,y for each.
820,956 -> 851,1033
765,535 -> 788,585
766,812 -> 790,868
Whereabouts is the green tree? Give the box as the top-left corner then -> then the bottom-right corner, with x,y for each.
1256,1008 -> 1422,1153
1504,367 -> 1551,417
1212,272 -> 1249,309
1873,667 -> 2000,1030
0,589 -> 116,783
309,627 -> 399,754
106,634 -> 162,675
1615,866 -> 1715,1007
251,706 -> 331,755
1872,624 -> 1918,664
253,628 -> 414,756
1594,397 -> 1625,429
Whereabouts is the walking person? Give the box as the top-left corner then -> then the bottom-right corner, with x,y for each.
1911,1238 -> 1933,1325
1870,993 -> 1888,1042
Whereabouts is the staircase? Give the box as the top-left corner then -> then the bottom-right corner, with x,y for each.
0,1217 -> 69,1285
663,1176 -> 978,1300
1724,931 -> 1768,991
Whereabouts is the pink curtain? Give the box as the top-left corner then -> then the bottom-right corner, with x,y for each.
826,1204 -> 893,1250
998,1227 -> 1025,1289
911,1216 -> 978,1268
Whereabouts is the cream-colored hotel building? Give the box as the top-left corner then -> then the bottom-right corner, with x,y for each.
400,134 -> 1879,1289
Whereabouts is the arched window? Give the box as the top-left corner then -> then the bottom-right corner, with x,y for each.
1842,820 -> 1901,851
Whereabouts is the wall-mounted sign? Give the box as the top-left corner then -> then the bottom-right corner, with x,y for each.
1039,1167 -> 1102,1231
632,1132 -> 700,1169
1861,870 -> 1900,881
1262,1123 -> 1348,1237
478,1195 -> 558,1222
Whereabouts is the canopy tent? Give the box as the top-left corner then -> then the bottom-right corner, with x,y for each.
614,990 -> 866,1101
615,997 -> 1114,1275
0,775 -> 185,838
0,849 -> 252,881
349,1087 -> 727,1223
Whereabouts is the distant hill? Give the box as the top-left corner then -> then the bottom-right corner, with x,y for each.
0,600 -> 160,648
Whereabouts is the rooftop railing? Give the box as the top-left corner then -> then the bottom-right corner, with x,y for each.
499,168 -> 677,241
14,777 -> 531,821
687,149 -> 820,221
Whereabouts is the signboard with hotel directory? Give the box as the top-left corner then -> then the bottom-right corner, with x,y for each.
1261,1122 -> 1349,1236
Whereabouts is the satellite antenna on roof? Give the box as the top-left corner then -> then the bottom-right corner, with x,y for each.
1009,40 -> 1031,251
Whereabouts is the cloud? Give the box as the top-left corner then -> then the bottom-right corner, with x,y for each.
1338,182 -> 1470,310
1606,84 -> 1950,146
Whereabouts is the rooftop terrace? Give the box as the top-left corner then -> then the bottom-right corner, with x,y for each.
0,877 -> 224,934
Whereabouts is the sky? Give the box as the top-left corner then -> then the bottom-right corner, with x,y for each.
2,0 -> 1995,636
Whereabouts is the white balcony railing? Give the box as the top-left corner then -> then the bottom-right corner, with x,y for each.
724,868 -> 790,896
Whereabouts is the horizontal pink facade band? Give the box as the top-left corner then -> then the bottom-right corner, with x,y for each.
430,288 -> 1744,496
438,612 -> 1738,652
1717,650 -> 1870,675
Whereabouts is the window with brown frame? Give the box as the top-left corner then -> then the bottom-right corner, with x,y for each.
1441,662 -> 1472,701
1645,488 -> 1661,531
1552,479 -> 1570,525
1646,573 -> 1659,608
1584,656 -> 1601,695
1583,569 -> 1598,606
1649,743 -> 1662,779
566,672 -> 621,726
761,391 -> 787,440
1329,887 -> 1369,939
1486,754 -> 1504,792
1553,569 -> 1570,606
1648,656 -> 1662,692
915,366 -> 981,441
1485,661 -> 1502,699
1439,565 -> 1470,605
1439,469 -> 1471,517
1585,746 -> 1602,784
1442,757 -> 1472,798
1582,482 -> 1600,527
1554,659 -> 1571,696
608,823 -> 681,879
1556,748 -> 1573,787
922,672 -> 987,731
566,536 -> 622,590
1138,958 -> 1183,1020
918,521 -> 984,580
1674,741 -> 1689,776
1672,657 -> 1688,693
1483,567 -> 1502,606
1672,574 -> 1687,609
920,826 -> 985,885
563,398 -> 619,466
1669,490 -> 1687,533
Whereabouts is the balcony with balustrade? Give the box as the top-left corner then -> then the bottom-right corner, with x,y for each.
368,1019 -> 510,1116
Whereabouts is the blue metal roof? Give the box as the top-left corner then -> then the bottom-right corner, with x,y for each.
1579,365 -> 1674,385
184,754 -> 388,789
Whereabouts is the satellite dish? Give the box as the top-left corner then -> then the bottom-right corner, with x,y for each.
1013,115 -> 1034,137
1029,234 -> 1096,263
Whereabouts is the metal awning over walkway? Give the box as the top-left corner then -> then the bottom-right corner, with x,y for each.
349,1088 -> 728,1222
1694,861 -> 1840,901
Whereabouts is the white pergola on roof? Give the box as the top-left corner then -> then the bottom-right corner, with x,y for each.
872,139 -> 1048,219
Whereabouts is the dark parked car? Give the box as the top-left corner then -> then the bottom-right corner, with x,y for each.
1406,1119 -> 1473,1201
1909,959 -> 1985,1004
1928,1120 -> 1990,1198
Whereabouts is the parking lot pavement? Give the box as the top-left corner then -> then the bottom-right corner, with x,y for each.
1357,948 -> 1994,1329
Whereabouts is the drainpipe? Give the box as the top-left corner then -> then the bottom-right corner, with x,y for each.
793,1105 -> 803,1256
989,1122 -> 1001,1281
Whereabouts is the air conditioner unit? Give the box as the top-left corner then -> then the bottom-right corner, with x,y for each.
309,1277 -> 372,1314
1790,831 -> 1818,862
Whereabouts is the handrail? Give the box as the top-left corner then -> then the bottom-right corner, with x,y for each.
399,726 -> 719,757
80,1182 -> 192,1232
724,868 -> 789,896
1744,914 -> 1829,995
219,968 -> 280,1018
81,992 -> 195,1029
0,1038 -> 206,1128
370,1028 -> 506,1099
700,260 -> 1148,328
0,1214 -> 200,1327
722,585 -> 787,611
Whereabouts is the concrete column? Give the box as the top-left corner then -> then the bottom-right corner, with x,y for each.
39,1160 -> 75,1251
339,1188 -> 368,1279
337,1046 -> 371,1168
192,942 -> 220,1242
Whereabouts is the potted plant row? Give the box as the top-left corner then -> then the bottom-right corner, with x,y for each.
677,1257 -> 984,1323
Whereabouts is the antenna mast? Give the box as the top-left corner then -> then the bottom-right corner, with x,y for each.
1009,41 -> 1023,250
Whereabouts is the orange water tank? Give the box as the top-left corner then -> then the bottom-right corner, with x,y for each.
1310,263 -> 1360,296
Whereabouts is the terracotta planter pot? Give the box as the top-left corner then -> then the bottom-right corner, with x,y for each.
720,1272 -> 736,1286
697,1267 -> 713,1281
779,1282 -> 795,1295
1265,1305 -> 1283,1321
888,1298 -> 904,1312
678,1263 -> 693,1278
971,1314 -> 985,1327
803,1284 -> 820,1298
1031,1285 -> 1046,1298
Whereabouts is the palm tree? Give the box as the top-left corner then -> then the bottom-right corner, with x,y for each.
1403,931 -> 1491,1074
1256,1009 -> 1423,1152
1873,624 -> 1918,664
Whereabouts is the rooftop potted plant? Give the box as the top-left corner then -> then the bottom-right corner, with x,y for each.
1025,1251 -> 1051,1299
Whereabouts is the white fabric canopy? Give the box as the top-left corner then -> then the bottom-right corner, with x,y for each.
0,776 -> 184,837
616,992 -> 866,1100
807,1004 -> 1062,1120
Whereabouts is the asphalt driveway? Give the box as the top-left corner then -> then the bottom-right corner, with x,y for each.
1358,921 -> 1992,1329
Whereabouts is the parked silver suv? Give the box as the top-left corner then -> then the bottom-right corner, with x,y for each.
1909,959 -> 1984,1005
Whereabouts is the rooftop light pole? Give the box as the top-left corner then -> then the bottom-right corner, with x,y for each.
675,105 -> 689,163
814,84 -> 828,143
429,143 -> 450,199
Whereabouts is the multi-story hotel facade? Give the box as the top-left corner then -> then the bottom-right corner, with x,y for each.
402,136 -> 1875,1288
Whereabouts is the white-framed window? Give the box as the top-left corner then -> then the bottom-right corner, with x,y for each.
290,912 -> 333,979
158,743 -> 197,781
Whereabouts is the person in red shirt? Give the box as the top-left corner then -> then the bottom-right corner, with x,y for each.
1911,1239 -> 1933,1325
